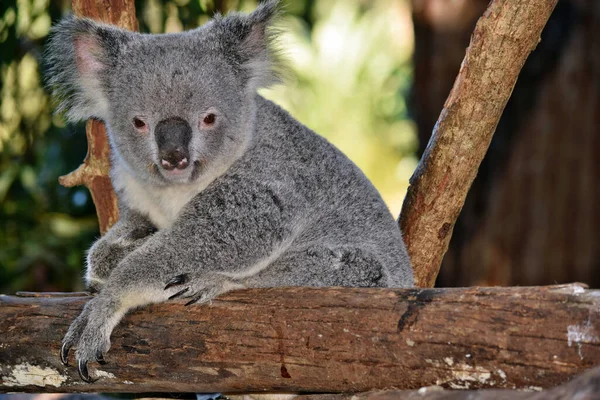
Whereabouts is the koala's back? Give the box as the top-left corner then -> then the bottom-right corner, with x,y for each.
225,96 -> 414,288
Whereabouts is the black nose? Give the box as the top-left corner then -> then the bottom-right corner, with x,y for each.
155,117 -> 192,171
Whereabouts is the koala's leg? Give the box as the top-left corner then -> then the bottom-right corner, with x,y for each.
247,245 -> 387,288
60,267 -> 171,381
62,247 -> 238,381
85,211 -> 156,292
62,179 -> 294,380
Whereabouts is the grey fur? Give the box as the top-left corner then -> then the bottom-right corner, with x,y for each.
47,0 -> 413,378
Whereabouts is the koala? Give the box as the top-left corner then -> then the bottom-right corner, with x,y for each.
46,0 -> 413,382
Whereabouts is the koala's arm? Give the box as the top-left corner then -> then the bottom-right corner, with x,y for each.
85,208 -> 156,292
112,176 -> 295,297
62,176 -> 297,378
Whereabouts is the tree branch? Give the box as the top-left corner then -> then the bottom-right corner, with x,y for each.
399,0 -> 559,287
1,284 -> 598,393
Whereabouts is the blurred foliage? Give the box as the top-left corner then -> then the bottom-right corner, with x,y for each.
262,0 -> 418,211
0,0 -> 416,293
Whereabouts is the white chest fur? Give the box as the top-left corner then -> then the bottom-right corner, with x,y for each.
113,168 -> 207,230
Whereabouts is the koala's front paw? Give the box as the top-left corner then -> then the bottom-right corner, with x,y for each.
60,307 -> 90,366
60,297 -> 115,382
164,273 -> 240,306
74,322 -> 112,382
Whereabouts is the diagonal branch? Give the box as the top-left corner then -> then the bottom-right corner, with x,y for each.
399,0 -> 559,287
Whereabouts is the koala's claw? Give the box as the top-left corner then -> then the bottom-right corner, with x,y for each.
78,359 -> 96,383
60,343 -> 71,366
96,352 -> 107,365
185,294 -> 203,306
168,287 -> 189,300
164,274 -> 188,290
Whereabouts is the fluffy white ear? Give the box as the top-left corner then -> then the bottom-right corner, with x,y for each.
213,0 -> 284,90
45,17 -> 132,122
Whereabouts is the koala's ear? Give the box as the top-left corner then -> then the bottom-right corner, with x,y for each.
214,0 -> 283,90
45,16 -> 132,122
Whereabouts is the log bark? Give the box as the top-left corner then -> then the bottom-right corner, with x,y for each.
1,284 -> 599,393
294,364 -> 600,399
58,0 -> 138,234
399,0 -> 559,287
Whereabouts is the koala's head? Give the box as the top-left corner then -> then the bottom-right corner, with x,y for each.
46,0 -> 280,186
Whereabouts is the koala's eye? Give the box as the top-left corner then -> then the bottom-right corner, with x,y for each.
132,117 -> 147,130
203,113 -> 216,126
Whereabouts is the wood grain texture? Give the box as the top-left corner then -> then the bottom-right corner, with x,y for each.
399,0 -> 559,287
58,0 -> 138,234
1,284 -> 598,393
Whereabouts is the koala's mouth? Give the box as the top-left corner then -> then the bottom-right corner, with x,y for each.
153,160 -> 202,184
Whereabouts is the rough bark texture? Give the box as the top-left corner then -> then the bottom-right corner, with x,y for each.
294,365 -> 600,400
1,284 -> 599,393
411,0 -> 489,159
399,0 -> 559,287
58,0 -> 138,234
412,0 -> 600,288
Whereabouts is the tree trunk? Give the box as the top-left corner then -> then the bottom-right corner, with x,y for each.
411,0 -> 600,288
1,285 -> 598,393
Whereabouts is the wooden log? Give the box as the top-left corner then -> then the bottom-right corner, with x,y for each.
293,365 -> 600,399
399,0 -> 559,287
58,0 -> 138,234
1,284 -> 598,393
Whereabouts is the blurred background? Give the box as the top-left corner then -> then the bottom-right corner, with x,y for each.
0,0 -> 598,293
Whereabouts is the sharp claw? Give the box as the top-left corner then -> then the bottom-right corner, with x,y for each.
164,274 -> 188,290
185,295 -> 202,306
60,343 -> 71,366
96,352 -> 107,365
168,287 -> 189,300
78,359 -> 96,383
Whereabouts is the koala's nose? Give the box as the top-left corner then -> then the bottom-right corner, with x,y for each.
155,117 -> 192,171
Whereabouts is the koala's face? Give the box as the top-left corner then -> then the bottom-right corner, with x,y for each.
46,1 -> 279,185
106,36 -> 248,185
